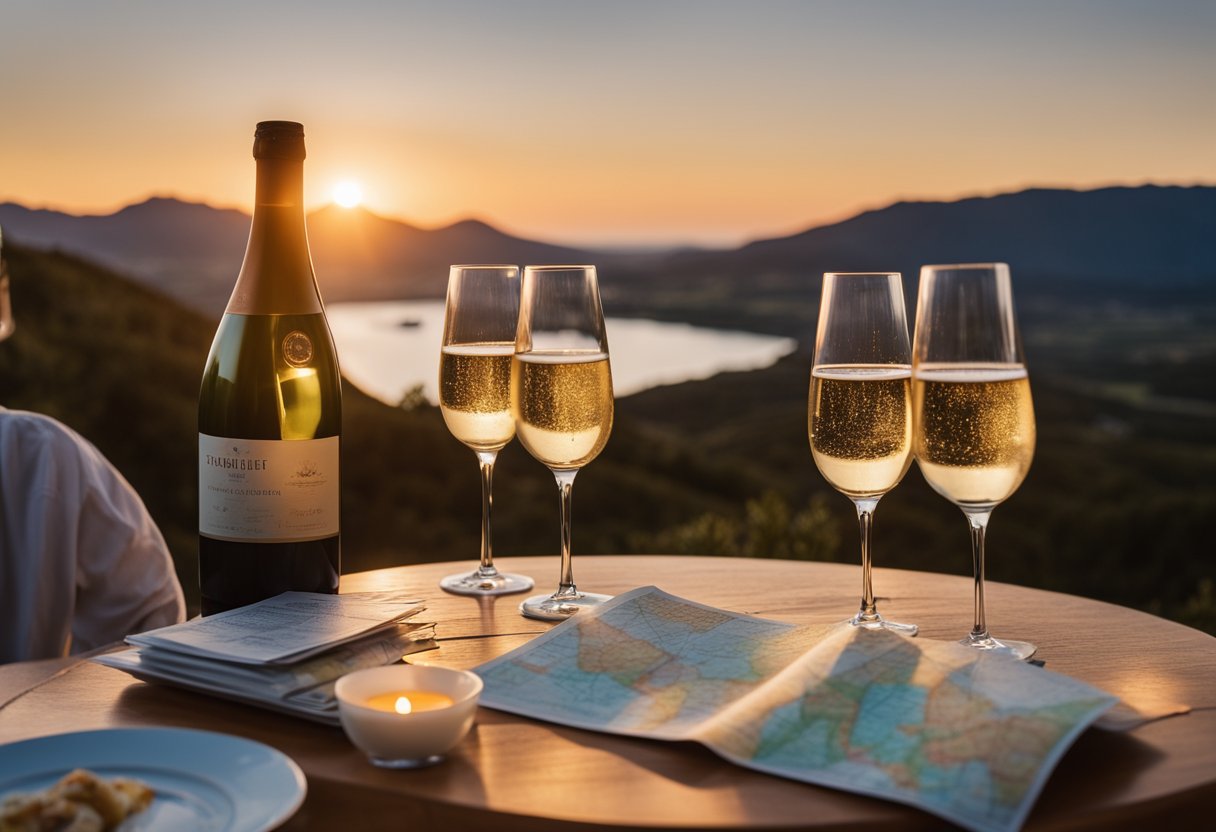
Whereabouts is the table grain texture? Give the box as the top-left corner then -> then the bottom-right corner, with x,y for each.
1,555 -> 1213,831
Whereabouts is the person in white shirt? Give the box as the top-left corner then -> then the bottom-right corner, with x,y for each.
0,229 -> 186,662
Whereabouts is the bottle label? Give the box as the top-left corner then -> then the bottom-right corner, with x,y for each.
199,433 -> 339,542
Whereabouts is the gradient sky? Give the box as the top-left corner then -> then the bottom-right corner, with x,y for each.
1,0 -> 1213,246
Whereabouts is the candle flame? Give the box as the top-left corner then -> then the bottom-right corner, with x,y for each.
394,696 -> 413,715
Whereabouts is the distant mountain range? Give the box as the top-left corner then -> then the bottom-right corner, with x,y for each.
2,185 -> 1213,322
0,198 -> 588,316
663,185 -> 1216,288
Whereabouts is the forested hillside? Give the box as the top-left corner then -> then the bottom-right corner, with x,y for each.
0,244 -> 764,612
1,220 -> 1212,633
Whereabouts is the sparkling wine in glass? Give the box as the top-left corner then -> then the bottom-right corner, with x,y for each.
437,265 -> 533,596
513,265 -> 614,620
912,263 -> 1036,659
809,272 -> 917,635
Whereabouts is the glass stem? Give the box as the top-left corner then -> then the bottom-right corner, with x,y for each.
553,468 -> 579,599
475,451 -> 499,577
853,498 -> 880,623
965,509 -> 993,640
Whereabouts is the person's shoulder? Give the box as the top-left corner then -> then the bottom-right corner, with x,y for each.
0,408 -> 87,444
0,409 -> 133,501
0,408 -> 102,465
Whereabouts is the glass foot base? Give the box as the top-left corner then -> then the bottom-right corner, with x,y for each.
520,591 -> 612,621
440,570 -> 534,597
369,753 -> 444,769
848,614 -> 918,636
962,633 -> 1037,661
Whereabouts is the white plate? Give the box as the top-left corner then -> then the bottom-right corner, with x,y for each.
0,727 -> 306,831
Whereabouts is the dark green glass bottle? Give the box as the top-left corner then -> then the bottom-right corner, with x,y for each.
198,121 -> 341,615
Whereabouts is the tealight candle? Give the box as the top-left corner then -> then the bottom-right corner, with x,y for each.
364,691 -> 455,714
335,665 -> 482,769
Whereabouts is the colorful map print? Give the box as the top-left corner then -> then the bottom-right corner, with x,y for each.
476,587 -> 1116,832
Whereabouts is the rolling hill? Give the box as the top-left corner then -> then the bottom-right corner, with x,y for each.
2,184 -> 1213,631
0,198 -> 590,318
679,185 -> 1215,284
0,242 -> 764,613
604,185 -> 1216,337
3,184 -> 1213,330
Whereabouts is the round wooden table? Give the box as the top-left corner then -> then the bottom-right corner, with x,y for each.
1,556 -> 1213,831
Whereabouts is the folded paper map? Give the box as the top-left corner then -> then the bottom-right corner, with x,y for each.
475,586 -> 1118,832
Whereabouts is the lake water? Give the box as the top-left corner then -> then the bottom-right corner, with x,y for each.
326,301 -> 798,406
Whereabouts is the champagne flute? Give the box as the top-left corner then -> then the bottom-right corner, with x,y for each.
809,272 -> 918,635
438,265 -> 534,596
912,263 -> 1036,659
513,265 -> 614,621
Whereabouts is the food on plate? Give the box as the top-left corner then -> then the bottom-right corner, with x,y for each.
0,768 -> 153,832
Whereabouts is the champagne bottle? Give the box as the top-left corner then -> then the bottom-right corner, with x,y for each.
198,121 -> 341,614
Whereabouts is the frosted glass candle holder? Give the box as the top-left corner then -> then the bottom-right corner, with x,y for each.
335,665 -> 482,768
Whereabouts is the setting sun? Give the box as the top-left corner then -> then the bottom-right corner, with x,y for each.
332,180 -> 363,209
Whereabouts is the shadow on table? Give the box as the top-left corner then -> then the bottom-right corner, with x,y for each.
510,718 -> 941,829
1030,725 -> 1170,825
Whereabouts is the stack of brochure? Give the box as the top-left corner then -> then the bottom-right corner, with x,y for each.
95,591 -> 437,725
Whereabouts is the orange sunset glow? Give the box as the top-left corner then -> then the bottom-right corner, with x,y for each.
1,2 -> 1212,246
1,3 -> 1215,821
